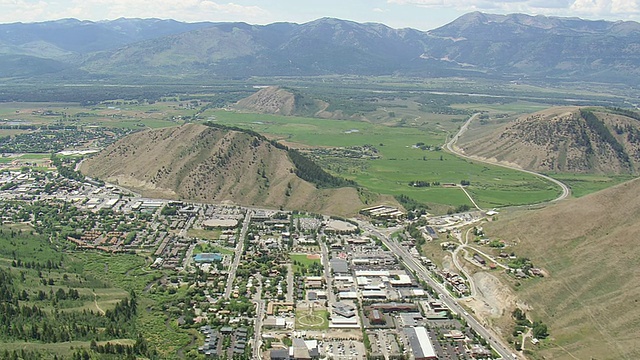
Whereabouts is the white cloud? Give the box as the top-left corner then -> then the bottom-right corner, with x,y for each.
571,0 -> 640,16
387,0 -> 640,19
0,0 -> 270,23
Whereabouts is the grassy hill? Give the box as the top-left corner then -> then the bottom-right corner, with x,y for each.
459,107 -> 640,174
80,123 -> 368,216
484,178 -> 640,359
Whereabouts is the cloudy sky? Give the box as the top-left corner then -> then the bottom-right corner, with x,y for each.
2,0 -> 639,30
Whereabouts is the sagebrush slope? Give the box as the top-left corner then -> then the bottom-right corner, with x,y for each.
234,86 -> 326,117
485,178 -> 640,359
458,107 -> 640,174
80,124 -> 365,215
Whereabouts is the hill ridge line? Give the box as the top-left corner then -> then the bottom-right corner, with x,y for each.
445,113 -> 570,204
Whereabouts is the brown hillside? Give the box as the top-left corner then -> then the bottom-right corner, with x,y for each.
485,178 -> 640,359
234,86 -> 331,118
458,107 -> 640,174
80,124 -> 367,216
235,86 -> 297,115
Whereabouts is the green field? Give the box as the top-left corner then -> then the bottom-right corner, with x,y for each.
204,110 -> 560,209
295,309 -> 330,330
290,253 -> 322,275
17,153 -> 51,159
2,93 -> 624,211
0,226 -> 143,358
193,242 -> 234,255
549,173 -> 637,198
451,101 -> 550,114
0,223 -> 201,358
290,253 -> 321,266
187,228 -> 222,241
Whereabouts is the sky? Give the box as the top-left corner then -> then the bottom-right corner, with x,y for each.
1,0 -> 639,30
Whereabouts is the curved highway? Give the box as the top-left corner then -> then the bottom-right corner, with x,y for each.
445,113 -> 570,203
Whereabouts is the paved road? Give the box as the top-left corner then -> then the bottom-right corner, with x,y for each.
446,113 -> 570,203
252,276 -> 265,360
224,210 -> 252,299
359,222 -> 518,360
180,216 -> 197,270
319,238 -> 336,304
286,263 -> 294,303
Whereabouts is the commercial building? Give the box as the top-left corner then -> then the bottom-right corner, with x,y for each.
405,327 -> 438,360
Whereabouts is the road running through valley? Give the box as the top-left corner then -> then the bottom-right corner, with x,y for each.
446,113 -> 571,203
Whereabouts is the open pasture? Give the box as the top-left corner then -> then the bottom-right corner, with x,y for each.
206,110 -> 561,209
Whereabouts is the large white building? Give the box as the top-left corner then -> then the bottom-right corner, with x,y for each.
405,327 -> 438,360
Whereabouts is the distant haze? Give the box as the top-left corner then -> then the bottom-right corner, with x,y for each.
1,0 -> 639,31
1,14 -> 640,84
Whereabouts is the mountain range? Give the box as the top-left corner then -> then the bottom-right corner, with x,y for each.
2,12 -> 640,83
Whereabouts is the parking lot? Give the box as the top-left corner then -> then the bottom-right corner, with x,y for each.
321,340 -> 366,360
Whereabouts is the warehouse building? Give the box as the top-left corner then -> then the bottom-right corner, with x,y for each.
404,327 -> 438,360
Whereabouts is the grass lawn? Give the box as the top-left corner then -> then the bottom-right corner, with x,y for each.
193,242 -> 233,255
19,153 -> 51,160
187,228 -> 222,241
295,309 -> 330,330
290,254 -> 321,268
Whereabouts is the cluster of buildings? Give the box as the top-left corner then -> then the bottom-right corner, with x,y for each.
0,168 -> 507,360
439,269 -> 470,296
359,205 -> 405,220
198,326 -> 249,358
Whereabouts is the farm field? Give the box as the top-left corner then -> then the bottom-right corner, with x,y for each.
0,100 -> 193,129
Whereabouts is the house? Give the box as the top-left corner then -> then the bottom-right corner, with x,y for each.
473,253 -> 486,265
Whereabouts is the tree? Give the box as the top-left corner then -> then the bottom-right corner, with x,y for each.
532,321 -> 549,339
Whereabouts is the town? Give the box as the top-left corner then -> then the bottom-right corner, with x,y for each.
0,166 -> 549,360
